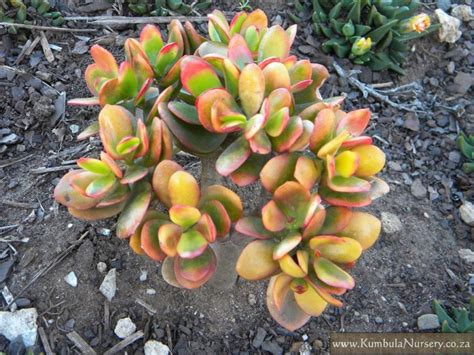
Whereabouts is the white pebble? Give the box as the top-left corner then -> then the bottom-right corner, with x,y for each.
64,272 -> 78,287
114,317 -> 136,339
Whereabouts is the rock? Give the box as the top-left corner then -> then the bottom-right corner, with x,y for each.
146,288 -> 156,295
437,0 -> 452,11
459,249 -> 474,263
388,161 -> 402,171
451,5 -> 473,21
411,179 -> 427,199
0,308 -> 37,346
97,262 -> 107,273
460,201 -> 474,226
0,259 -> 14,283
140,270 -> 148,282
404,114 -> 420,131
299,342 -> 312,355
435,9 -> 462,43
447,61 -> 455,74
453,72 -> 474,94
71,41 -> 89,55
252,327 -> 267,348
381,212 -> 403,234
100,268 -> 116,302
262,340 -> 283,355
375,316 -> 384,324
248,293 -> 257,305
144,340 -> 170,355
114,317 -> 136,339
69,125 -> 80,134
417,314 -> 440,330
0,133 -> 19,145
448,151 -> 461,163
64,271 -> 78,287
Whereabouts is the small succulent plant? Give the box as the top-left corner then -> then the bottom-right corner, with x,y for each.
457,131 -> 474,174
54,9 -> 389,331
0,0 -> 64,36
433,298 -> 474,333
312,0 -> 438,74
120,0 -> 211,16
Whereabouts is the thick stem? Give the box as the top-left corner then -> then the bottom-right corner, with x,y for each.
199,150 -> 224,190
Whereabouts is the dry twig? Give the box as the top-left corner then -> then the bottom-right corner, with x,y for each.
66,331 -> 97,355
38,327 -> 54,355
64,15 -> 208,26
103,331 -> 144,355
0,22 -> 96,33
30,164 -> 77,174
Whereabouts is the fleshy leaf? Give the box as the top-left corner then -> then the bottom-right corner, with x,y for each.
85,174 -> 116,198
235,216 -> 273,239
174,247 -> 216,289
239,63 -> 265,117
116,182 -> 151,239
152,160 -> 184,208
260,153 -> 298,193
169,205 -> 201,229
236,240 -> 279,280
279,254 -> 307,278
228,34 -> 253,69
273,234 -> 302,260
194,213 -> 217,243
121,166 -> 148,185
351,144 -> 386,177
262,200 -> 287,232
77,158 -> 111,175
338,211 -> 381,250
266,275 -> 311,331
229,153 -> 268,186
294,155 -> 318,190
196,88 -> 238,132
180,56 -> 223,97
168,171 -> 200,207
336,109 -> 371,136
158,223 -> 182,257
263,62 -> 291,95
309,236 -> 362,263
319,206 -> 353,234
200,185 -> 243,222
68,201 -> 125,221
200,200 -> 231,238
313,257 -> 355,289
141,219 -> 168,261
216,136 -> 252,176
98,105 -> 134,160
54,171 -> 99,210
294,284 -> 328,316
176,229 -> 208,259
273,181 -> 310,222
258,26 -> 290,61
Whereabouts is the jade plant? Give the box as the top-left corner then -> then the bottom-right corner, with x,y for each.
54,9 -> 389,331
312,0 -> 438,74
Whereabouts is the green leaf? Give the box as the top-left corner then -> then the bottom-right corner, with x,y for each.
347,0 -> 361,24
367,20 -> 398,44
433,300 -> 456,329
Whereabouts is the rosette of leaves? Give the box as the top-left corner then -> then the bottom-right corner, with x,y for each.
457,131 -> 474,174
124,0 -> 212,16
69,21 -> 204,108
235,181 -> 382,330
160,21 -> 330,183
1,0 -> 64,36
54,105 -> 172,222
312,0 -> 439,74
433,298 -> 474,333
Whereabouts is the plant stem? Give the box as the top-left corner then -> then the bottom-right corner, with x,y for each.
199,150 -> 224,190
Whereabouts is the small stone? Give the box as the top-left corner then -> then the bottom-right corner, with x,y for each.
114,317 -> 136,339
299,342 -> 312,355
435,9 -> 462,43
252,327 -> 267,348
69,125 -> 80,134
140,270 -> 148,282
381,212 -> 403,234
0,259 -> 14,283
144,340 -> 170,355
97,228 -> 111,237
71,41 -> 89,55
460,201 -> 474,226
0,308 -> 37,346
146,288 -> 156,295
15,298 -> 31,308
248,293 -> 257,305
100,268 -> 116,302
436,116 -> 449,127
448,151 -> 461,163
97,262 -> 107,273
447,61 -> 455,74
375,316 -> 383,324
429,77 -> 439,86
459,249 -> 474,263
313,339 -> 323,350
437,0 -> 452,11
411,179 -> 427,199
404,114 -> 420,131
402,322 -> 409,327
417,314 -> 440,330
0,133 -> 19,145
64,272 -> 78,287
262,340 -> 283,355
453,72 -> 474,94
451,5 -> 473,21
388,161 -> 402,171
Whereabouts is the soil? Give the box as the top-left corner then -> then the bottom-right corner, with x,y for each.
0,2 -> 473,354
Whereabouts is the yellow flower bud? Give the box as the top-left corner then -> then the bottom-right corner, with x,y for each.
351,37 -> 372,56
403,13 -> 431,33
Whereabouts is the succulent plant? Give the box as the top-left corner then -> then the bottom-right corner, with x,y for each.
457,131 -> 474,174
235,181 -> 381,330
433,298 -> 474,333
122,0 -> 212,16
0,0 -> 64,36
311,0 -> 439,74
54,9 -> 389,331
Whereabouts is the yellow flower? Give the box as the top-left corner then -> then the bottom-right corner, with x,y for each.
406,14 -> 431,33
351,37 -> 372,56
